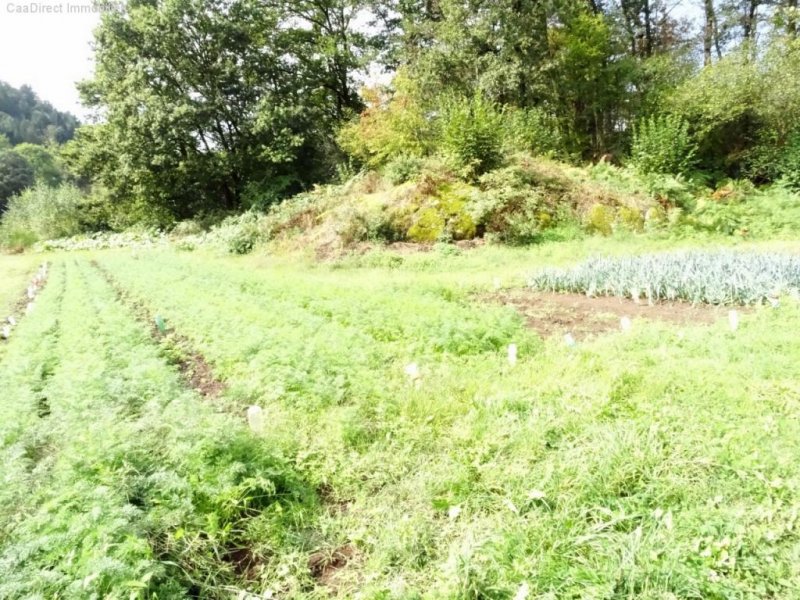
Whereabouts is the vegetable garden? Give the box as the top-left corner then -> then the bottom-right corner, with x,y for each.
3,241 -> 800,598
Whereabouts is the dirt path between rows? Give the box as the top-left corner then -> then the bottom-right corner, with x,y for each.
90,260 -> 225,399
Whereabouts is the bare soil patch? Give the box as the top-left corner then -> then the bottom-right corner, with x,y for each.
308,543 -> 357,589
485,290 -> 726,339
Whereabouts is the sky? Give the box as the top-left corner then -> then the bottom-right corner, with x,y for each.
0,1 -> 100,118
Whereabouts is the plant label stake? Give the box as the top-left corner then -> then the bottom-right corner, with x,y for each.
620,316 -> 632,332
507,343 -> 518,366
728,310 -> 739,331
154,315 -> 167,334
404,362 -> 421,384
247,405 -> 265,433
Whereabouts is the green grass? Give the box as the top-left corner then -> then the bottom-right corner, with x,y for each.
0,253 -> 40,315
3,239 -> 800,598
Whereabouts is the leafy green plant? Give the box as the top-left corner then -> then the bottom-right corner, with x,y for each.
383,154 -> 424,185
777,131 -> 800,191
0,183 -> 87,248
502,107 -> 564,157
441,95 -> 504,179
631,114 -> 697,176
531,250 -> 800,304
471,166 -> 553,244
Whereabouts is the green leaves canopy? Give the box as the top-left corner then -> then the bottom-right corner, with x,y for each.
75,0 -> 369,221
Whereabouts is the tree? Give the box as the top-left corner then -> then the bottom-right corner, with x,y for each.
13,143 -> 64,187
0,81 -> 78,145
75,0 -> 371,220
0,151 -> 35,210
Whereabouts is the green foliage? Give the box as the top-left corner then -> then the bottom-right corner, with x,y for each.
5,241 -> 800,596
502,107 -> 565,157
383,154 -> 424,185
338,74 -> 434,168
685,186 -> 800,238
0,259 -> 315,596
0,151 -> 34,208
777,131 -> 800,191
631,114 -> 697,175
470,166 -> 553,244
216,212 -> 266,255
584,203 -> 614,236
531,250 -> 800,305
441,95 -> 504,179
0,184 -> 87,248
407,183 -> 477,242
671,39 -> 800,179
12,143 -> 64,186
73,0 -> 371,220
0,80 -> 78,145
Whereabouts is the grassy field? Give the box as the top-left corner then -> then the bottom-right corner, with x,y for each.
3,239 -> 800,599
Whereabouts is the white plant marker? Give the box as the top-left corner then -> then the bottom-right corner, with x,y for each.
247,405 -> 265,433
564,333 -> 576,347
728,310 -> 739,332
493,277 -> 501,291
404,362 -> 421,383
7,316 -> 16,326
620,316 -> 632,332
25,303 -> 34,315
27,287 -> 35,300
1,326 -> 10,339
513,582 -> 530,600
630,287 -> 641,304
507,343 -> 518,366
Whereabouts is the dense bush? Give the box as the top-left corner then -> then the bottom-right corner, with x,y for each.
0,151 -> 34,208
502,107 -> 565,158
777,131 -> 800,191
630,114 -> 697,176
338,74 -> 433,168
471,166 -> 553,244
0,184 -> 87,248
441,95 -> 504,179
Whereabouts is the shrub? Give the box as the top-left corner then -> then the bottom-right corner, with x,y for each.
0,183 -> 86,248
209,211 -> 266,254
631,114 -> 697,176
471,166 -> 552,244
0,151 -> 34,209
584,203 -> 614,235
383,154 -> 424,185
407,183 -> 477,243
777,131 -> 800,191
617,206 -> 644,232
441,95 -> 504,179
502,107 -> 564,157
338,73 -> 434,168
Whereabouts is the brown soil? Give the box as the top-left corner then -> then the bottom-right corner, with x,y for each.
317,483 -> 351,516
308,544 -> 356,589
90,261 -> 226,399
484,290 -> 726,339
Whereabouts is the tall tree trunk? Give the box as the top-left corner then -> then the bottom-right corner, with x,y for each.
704,0 -> 715,65
643,0 -> 653,55
743,0 -> 758,40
